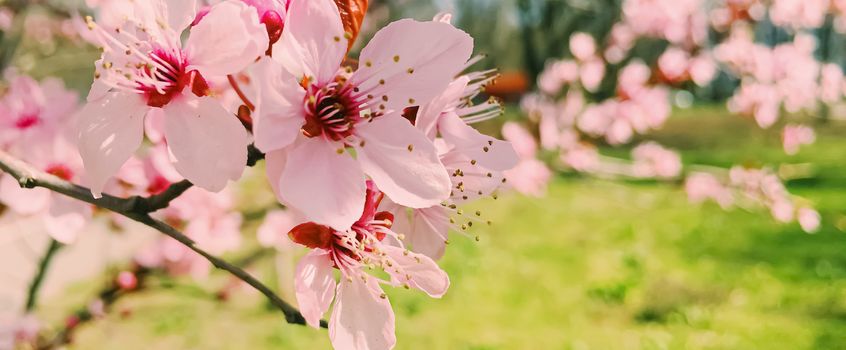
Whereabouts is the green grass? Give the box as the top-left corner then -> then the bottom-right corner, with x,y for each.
43,107 -> 846,349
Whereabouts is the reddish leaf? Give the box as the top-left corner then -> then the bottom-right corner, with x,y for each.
334,0 -> 369,53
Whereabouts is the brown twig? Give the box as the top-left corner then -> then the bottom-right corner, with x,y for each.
0,149 -> 321,329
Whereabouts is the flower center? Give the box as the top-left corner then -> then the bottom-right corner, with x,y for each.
14,114 -> 40,130
140,49 -> 209,108
45,164 -> 74,181
288,186 -> 394,268
302,82 -> 363,141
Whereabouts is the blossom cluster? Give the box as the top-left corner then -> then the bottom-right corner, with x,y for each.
508,0 -> 825,233
0,0 -> 518,349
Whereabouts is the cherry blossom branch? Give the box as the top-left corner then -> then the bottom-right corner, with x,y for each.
124,144 -> 265,214
39,267 -> 154,350
25,239 -> 62,312
0,149 -> 321,328
41,247 -> 275,349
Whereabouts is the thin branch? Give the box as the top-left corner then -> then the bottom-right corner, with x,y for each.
25,239 -> 62,312
93,144 -> 264,214
0,149 -> 322,328
133,179 -> 193,213
42,248 -> 276,349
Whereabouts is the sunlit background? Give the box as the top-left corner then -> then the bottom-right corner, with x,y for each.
2,0 -> 846,349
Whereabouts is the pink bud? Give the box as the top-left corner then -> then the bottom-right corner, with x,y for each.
116,271 -> 138,290
260,10 -> 284,46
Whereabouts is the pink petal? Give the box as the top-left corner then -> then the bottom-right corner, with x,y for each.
439,112 -> 518,171
356,116 -> 450,209
44,195 -> 92,244
330,275 -> 396,350
351,19 -> 473,113
163,97 -> 249,192
265,149 -> 288,203
271,0 -> 346,85
144,108 -> 166,144
257,210 -> 297,248
391,205 -> 449,260
501,122 -> 537,159
279,138 -> 365,231
77,92 -> 148,196
163,0 -> 198,32
253,57 -> 306,153
0,174 -> 51,214
415,77 -> 470,140
186,1 -> 268,77
294,250 -> 337,328
382,245 -> 449,297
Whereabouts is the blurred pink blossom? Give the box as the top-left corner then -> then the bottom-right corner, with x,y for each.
685,172 -> 734,208
631,142 -> 682,178
782,124 -> 816,155
798,208 -> 821,233
254,0 -> 471,230
569,32 -> 597,61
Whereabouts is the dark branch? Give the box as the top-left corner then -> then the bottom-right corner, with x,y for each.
25,239 -> 63,312
0,149 -> 320,328
122,143 -> 265,214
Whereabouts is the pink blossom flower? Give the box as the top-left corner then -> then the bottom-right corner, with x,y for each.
580,59 -> 605,92
798,207 -> 821,233
728,82 -> 780,128
239,0 -> 289,51
253,0 -> 472,230
136,187 -> 243,278
658,47 -> 690,82
0,74 -> 91,244
385,70 -> 517,259
77,0 -> 267,196
782,124 -> 816,155
617,60 -> 650,97
0,8 -> 13,31
770,0 -> 828,29
0,314 -> 40,348
291,182 -> 448,350
561,143 -> 599,172
685,172 -> 733,208
689,53 -> 717,86
501,122 -> 551,196
0,72 -> 78,152
631,142 -> 682,178
257,209 -> 300,249
503,159 -> 552,197
770,200 -> 794,223
820,63 -> 844,103
569,32 -> 596,61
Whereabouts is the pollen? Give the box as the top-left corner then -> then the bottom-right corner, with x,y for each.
407,144 -> 414,152
393,55 -> 400,62
408,98 -> 415,104
333,36 -> 341,42
407,68 -> 414,74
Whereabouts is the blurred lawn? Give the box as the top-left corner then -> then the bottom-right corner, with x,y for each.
44,107 -> 846,349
